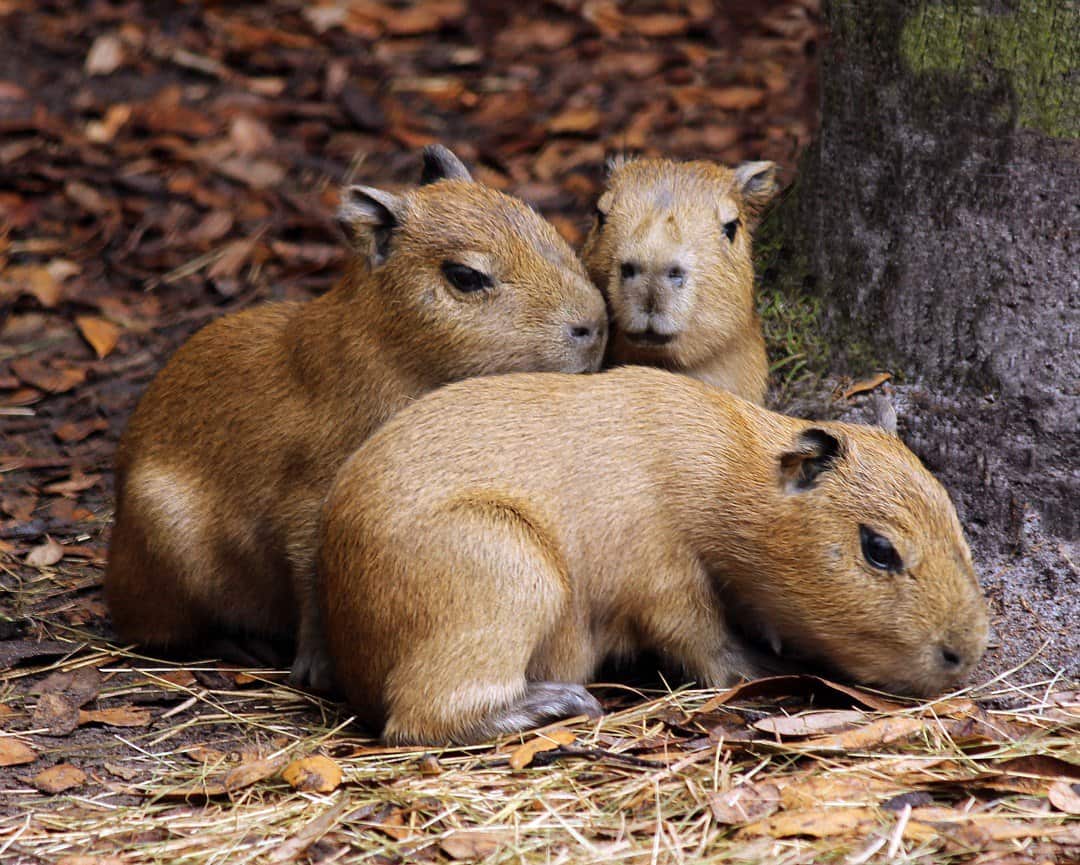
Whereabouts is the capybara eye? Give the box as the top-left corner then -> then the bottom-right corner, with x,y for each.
723,218 -> 740,242
594,206 -> 606,228
859,525 -> 903,572
667,266 -> 685,286
442,262 -> 493,293
620,262 -> 639,281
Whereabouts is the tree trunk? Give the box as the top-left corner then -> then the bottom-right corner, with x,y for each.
788,0 -> 1078,678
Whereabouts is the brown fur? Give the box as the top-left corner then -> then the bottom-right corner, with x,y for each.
105,147 -> 607,690
581,157 -> 776,403
320,366 -> 989,745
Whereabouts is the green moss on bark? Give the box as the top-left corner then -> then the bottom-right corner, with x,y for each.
753,180 -> 829,393
900,1 -> 1079,138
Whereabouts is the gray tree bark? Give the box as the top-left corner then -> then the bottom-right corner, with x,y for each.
789,0 -> 1078,679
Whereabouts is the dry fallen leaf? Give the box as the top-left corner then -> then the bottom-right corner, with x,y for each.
996,755 -> 1080,783
738,806 -> 880,839
25,535 -> 64,567
282,755 -> 342,793
208,237 -> 259,280
752,709 -> 867,738
229,115 -> 275,155
508,728 -> 576,770
842,372 -> 893,400
712,86 -> 767,111
33,763 -> 87,794
103,761 -> 139,781
440,829 -> 514,860
157,670 -> 198,688
223,754 -> 287,792
698,675 -> 908,715
549,106 -> 601,135
31,693 -> 81,736
54,417 -> 110,443
371,809 -> 411,841
418,755 -> 442,775
781,773 -> 901,809
157,778 -> 228,799
6,265 -> 62,307
65,180 -> 112,215
85,103 -> 132,143
807,716 -> 928,752
267,798 -> 348,863
75,315 -> 121,359
709,782 -> 781,824
57,856 -> 125,865
189,210 -> 234,246
1048,780 -> 1080,814
85,34 -> 125,75
0,738 -> 36,766
217,157 -> 285,189
9,357 -> 86,394
2,492 -> 37,522
42,473 -> 102,495
32,666 -> 102,704
625,12 -> 689,37
78,706 -> 153,728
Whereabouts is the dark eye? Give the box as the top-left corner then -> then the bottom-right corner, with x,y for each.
620,262 -> 639,281
667,266 -> 685,286
594,207 -> 606,229
723,218 -> 740,242
441,262 -> 492,293
859,525 -> 904,572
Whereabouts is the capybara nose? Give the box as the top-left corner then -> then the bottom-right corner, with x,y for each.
939,645 -> 963,671
565,320 -> 603,349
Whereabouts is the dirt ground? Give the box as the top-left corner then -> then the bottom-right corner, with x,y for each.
1,2 -> 1076,863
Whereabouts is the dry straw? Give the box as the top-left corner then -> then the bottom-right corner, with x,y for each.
0,632 -> 1077,864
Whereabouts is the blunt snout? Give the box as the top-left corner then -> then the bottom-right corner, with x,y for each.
614,259 -> 689,343
563,313 -> 607,371
565,319 -> 604,349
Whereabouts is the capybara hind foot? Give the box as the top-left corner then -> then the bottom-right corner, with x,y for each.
386,682 -> 603,746
203,636 -> 287,669
289,640 -> 334,693
477,682 -> 603,741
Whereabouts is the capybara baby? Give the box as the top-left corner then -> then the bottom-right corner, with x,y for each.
582,157 -> 776,403
320,366 -> 988,744
106,145 -> 607,689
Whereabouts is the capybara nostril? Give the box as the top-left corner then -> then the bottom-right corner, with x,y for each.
566,321 -> 602,348
580,157 -> 779,404
940,646 -> 963,669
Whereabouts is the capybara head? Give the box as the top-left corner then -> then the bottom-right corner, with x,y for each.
581,156 -> 776,369
753,423 -> 989,697
338,145 -> 607,377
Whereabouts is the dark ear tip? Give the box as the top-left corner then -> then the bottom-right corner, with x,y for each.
421,143 -> 452,163
605,152 -> 632,175
801,427 -> 841,457
420,144 -> 472,185
779,427 -> 843,492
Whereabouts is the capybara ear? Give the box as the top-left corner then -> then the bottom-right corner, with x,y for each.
732,160 -> 777,219
420,144 -> 473,185
605,152 -> 633,175
337,185 -> 405,266
779,428 -> 842,492
594,190 -> 613,226
868,393 -> 899,436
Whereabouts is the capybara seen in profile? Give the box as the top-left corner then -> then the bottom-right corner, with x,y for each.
320,366 -> 988,744
106,146 -> 608,690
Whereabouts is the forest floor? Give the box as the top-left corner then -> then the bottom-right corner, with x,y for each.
0,2 -> 1076,863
